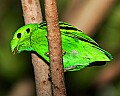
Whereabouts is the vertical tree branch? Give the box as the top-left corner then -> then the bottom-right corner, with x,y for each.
44,0 -> 66,96
21,0 -> 52,96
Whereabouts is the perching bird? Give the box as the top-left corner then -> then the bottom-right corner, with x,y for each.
11,21 -> 112,71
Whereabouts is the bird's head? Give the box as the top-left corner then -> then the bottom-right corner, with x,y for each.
11,24 -> 38,54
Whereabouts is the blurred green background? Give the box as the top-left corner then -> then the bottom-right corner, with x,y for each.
0,0 -> 120,96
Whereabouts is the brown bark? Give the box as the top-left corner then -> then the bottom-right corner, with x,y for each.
21,0 -> 52,96
44,0 -> 66,96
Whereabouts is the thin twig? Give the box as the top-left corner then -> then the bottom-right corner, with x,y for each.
21,0 -> 52,96
44,0 -> 66,96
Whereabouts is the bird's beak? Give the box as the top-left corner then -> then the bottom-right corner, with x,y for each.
11,38 -> 19,55
13,47 -> 18,55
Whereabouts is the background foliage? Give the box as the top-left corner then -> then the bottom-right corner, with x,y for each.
0,0 -> 120,96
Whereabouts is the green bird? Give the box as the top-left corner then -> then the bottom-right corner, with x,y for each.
11,21 -> 112,71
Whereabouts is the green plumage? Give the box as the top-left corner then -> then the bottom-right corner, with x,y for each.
11,21 -> 113,71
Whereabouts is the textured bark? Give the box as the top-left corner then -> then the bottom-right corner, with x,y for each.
44,0 -> 66,96
21,0 -> 52,96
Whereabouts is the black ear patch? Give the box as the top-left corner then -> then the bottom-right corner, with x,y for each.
26,28 -> 30,33
17,33 -> 21,38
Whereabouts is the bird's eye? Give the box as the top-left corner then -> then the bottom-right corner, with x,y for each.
26,28 -> 30,33
17,33 -> 21,38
